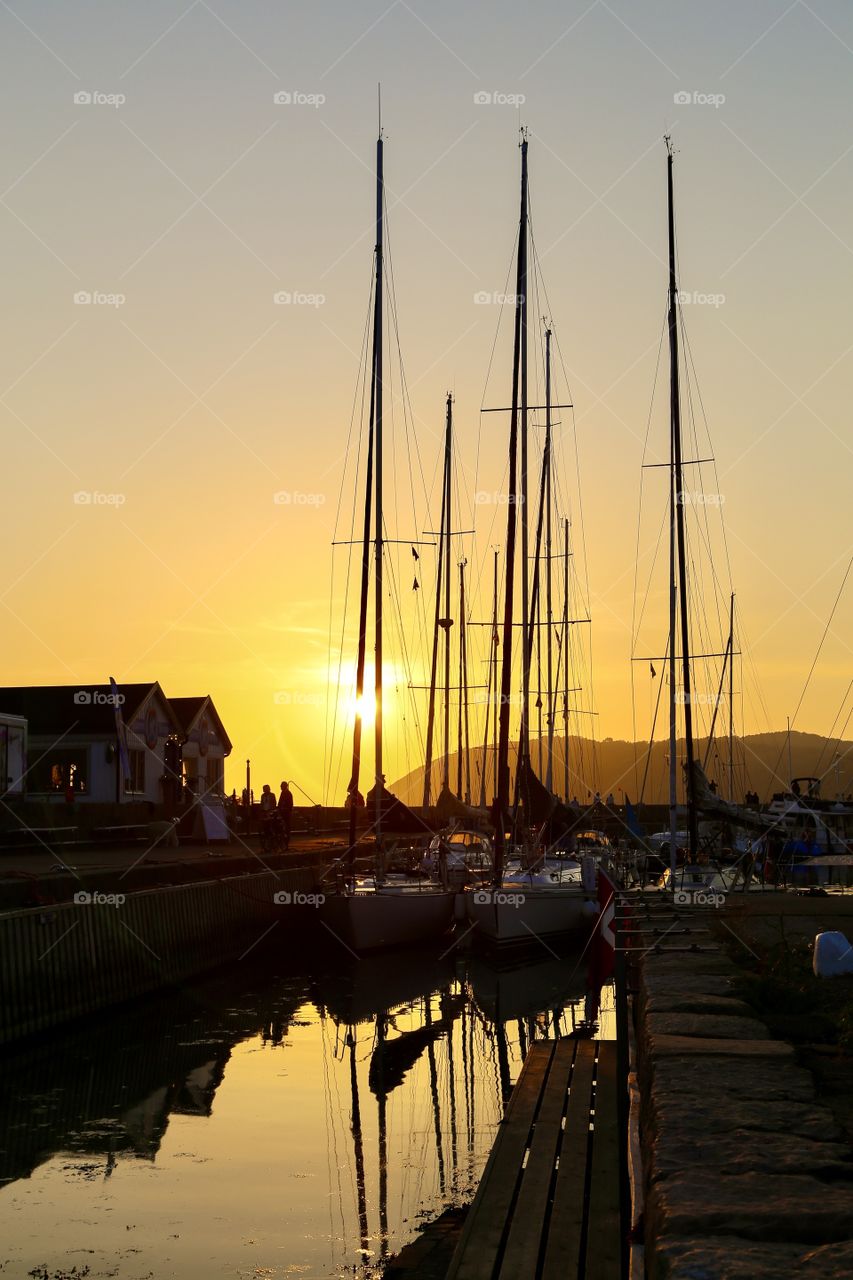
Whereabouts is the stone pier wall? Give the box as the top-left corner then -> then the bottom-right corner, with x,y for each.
0,867 -> 318,1045
637,946 -> 853,1277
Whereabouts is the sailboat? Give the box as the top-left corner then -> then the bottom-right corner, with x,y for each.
320,122 -> 454,953
464,133 -> 595,945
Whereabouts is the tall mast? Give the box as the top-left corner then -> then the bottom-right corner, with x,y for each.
422,394 -> 452,806
457,561 -> 464,797
544,327 -> 555,791
461,559 -> 471,803
562,517 -> 570,802
479,548 -> 499,808
518,134 -> 531,779
728,592 -> 735,803
374,129 -> 385,847
442,399 -> 453,793
666,137 -> 699,863
495,134 -> 528,879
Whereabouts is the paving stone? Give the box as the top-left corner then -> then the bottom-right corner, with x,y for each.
644,971 -> 738,1000
648,1170 -> 853,1243
644,993 -> 754,1017
648,1097 -> 844,1144
654,1235 -> 804,1279
654,1237 -> 853,1280
651,1125 -> 853,1182
649,1054 -> 817,1104
646,1012 -> 770,1040
649,1033 -> 794,1058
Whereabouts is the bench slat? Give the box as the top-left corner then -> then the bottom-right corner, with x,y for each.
541,1037 -> 596,1280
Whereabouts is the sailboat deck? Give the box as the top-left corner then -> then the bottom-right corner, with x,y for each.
446,1038 -> 622,1280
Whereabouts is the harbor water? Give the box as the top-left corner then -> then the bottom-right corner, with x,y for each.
0,939 -> 614,1278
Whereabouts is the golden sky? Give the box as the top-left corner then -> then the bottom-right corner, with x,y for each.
1,1 -> 851,800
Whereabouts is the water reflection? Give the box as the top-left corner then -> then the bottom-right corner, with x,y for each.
0,942 -> 613,1278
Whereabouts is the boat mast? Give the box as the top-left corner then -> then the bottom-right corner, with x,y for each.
495,134 -> 528,879
457,561 -> 464,797
728,592 -> 735,803
442,399 -> 454,794
563,516 -> 570,801
374,127 -> 386,850
346,148 -> 380,867
479,548 -> 499,808
666,136 -> 699,863
544,326 -> 555,791
518,133 -> 531,787
422,394 -> 452,807
461,559 -> 471,803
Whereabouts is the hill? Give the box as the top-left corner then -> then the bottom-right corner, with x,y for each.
391,731 -> 852,807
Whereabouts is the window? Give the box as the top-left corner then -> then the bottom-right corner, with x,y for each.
30,749 -> 88,794
127,750 -> 146,794
206,759 -> 221,794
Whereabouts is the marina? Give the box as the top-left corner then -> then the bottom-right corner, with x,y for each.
1,4 -> 852,1277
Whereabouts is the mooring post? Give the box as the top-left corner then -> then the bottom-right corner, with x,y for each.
246,758 -> 251,835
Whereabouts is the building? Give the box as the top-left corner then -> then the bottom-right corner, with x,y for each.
0,713 -> 26,798
0,684 -> 231,806
170,696 -> 232,798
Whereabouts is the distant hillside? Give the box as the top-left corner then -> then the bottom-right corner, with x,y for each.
391,731 -> 852,807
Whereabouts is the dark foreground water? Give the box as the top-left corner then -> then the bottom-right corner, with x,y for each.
0,939 -> 614,1279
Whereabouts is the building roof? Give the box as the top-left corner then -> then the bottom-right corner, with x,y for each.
0,683 -> 173,737
170,694 -> 233,754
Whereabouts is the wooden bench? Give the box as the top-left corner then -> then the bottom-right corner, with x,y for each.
446,1038 -> 622,1280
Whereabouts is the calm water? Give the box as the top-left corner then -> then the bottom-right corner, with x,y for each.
0,941 -> 614,1279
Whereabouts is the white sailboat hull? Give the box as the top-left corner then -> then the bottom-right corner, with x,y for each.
320,885 -> 455,953
465,887 -> 590,944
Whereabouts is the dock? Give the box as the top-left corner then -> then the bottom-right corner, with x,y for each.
446,1038 -> 624,1280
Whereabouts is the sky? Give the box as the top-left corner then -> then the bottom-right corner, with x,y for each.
1,0 -> 851,801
